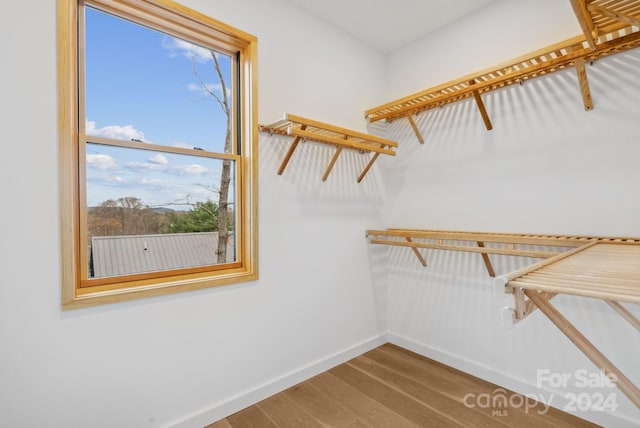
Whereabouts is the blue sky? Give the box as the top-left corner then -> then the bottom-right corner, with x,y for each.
84,6 -> 233,209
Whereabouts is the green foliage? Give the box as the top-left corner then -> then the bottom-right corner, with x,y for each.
167,199 -> 219,233
88,197 -> 223,237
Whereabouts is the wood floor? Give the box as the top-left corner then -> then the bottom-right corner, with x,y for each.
208,343 -> 600,428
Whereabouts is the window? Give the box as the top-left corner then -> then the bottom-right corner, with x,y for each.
58,0 -> 258,309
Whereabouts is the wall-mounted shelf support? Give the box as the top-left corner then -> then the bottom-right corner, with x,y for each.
469,80 -> 493,131
405,113 -> 425,144
365,1 -> 640,143
260,113 -> 398,183
277,126 -> 306,175
406,236 -> 427,267
526,288 -> 640,408
323,146 -> 343,181
574,58 -> 594,110
605,300 -> 640,331
476,241 -> 495,277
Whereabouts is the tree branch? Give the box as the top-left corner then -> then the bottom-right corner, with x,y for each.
211,51 -> 229,117
191,56 -> 227,115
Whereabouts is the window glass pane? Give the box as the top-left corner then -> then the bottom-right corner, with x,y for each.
86,143 -> 236,278
84,6 -> 233,154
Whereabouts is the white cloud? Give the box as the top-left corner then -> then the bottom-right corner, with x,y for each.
179,164 -> 208,175
86,154 -> 117,171
138,177 -> 171,189
86,120 -> 149,143
162,37 -> 213,63
148,153 -> 168,165
125,161 -> 163,172
85,174 -> 125,187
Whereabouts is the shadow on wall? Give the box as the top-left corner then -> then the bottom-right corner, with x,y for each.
258,132 -> 387,218
385,47 -> 640,156
366,238 -> 391,333
377,48 -> 640,235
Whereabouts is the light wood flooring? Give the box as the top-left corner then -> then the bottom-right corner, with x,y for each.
208,343 -> 600,427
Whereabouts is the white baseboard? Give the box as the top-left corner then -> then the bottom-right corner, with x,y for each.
168,333 -> 388,428
387,332 -> 639,428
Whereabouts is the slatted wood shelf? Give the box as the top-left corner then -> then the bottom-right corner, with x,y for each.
260,113 -> 398,183
506,243 -> 640,304
572,0 -> 640,48
367,228 -> 640,276
365,0 -> 640,143
496,242 -> 640,409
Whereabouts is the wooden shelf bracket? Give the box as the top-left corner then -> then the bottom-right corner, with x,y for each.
406,236 -> 428,267
260,113 -> 398,183
526,289 -> 640,409
574,58 -> 594,110
469,80 -> 493,130
605,300 -> 640,331
476,241 -> 495,277
405,113 -> 425,144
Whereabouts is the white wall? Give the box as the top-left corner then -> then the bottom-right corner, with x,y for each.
385,0 -> 580,101
0,1 -> 388,427
381,0 -> 640,426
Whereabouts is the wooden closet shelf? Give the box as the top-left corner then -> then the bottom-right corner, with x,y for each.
365,0 -> 640,143
504,243 -> 640,304
367,228 -> 640,275
498,241 -> 640,409
260,113 -> 398,182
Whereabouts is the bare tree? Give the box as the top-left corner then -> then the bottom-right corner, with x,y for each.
88,197 -> 170,238
193,51 -> 232,263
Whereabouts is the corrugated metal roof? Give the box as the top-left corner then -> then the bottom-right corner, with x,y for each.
91,232 -> 234,278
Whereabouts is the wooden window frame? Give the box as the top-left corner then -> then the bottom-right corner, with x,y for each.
58,0 -> 258,309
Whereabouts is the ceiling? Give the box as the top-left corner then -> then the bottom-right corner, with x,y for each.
286,0 -> 498,53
